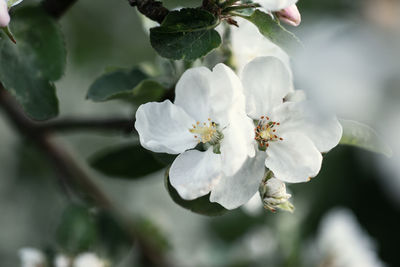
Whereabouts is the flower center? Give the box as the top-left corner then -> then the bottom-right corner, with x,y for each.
189,118 -> 221,145
255,115 -> 283,150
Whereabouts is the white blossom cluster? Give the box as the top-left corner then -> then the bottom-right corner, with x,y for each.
134,0 -> 342,212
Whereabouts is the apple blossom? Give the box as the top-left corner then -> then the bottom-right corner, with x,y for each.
276,4 -> 301,27
210,56 -> 342,209
135,64 -> 255,200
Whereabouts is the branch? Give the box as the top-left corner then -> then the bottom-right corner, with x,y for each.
0,87 -> 169,266
38,117 -> 135,134
42,0 -> 78,19
128,0 -> 169,24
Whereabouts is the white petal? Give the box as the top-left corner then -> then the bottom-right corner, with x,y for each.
208,63 -> 246,127
265,133 -> 322,183
273,101 -> 343,152
210,151 -> 266,210
257,0 -> 298,11
220,112 -> 255,176
135,100 -> 197,154
242,56 -> 292,118
284,89 -> 306,102
231,17 -> 292,77
170,148 -> 221,200
174,67 -> 212,123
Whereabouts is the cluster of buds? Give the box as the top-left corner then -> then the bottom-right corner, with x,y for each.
260,175 -> 294,212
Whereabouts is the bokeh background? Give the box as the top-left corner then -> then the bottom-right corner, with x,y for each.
1,0 -> 400,266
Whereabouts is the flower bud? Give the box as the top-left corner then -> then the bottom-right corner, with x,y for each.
0,0 -> 10,27
262,177 -> 294,212
276,4 -> 301,27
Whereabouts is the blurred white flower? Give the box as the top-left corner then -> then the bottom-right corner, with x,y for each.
230,17 -> 292,77
18,247 -> 46,267
54,254 -> 71,267
0,0 -> 10,27
314,208 -> 386,267
257,0 -> 298,12
74,253 -> 106,267
135,63 -> 255,201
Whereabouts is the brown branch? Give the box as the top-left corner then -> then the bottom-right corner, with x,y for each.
42,0 -> 78,19
128,0 -> 169,24
0,86 -> 169,266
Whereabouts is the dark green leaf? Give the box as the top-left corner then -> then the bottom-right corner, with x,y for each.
0,7 -> 66,120
150,8 -> 221,61
238,10 -> 301,52
165,168 -> 228,216
135,217 -> 170,252
56,205 -> 97,254
89,144 -> 166,179
339,119 -> 392,157
87,67 -> 165,104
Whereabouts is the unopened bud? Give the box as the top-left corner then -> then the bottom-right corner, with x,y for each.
276,4 -> 301,27
0,0 -> 10,27
261,177 -> 294,212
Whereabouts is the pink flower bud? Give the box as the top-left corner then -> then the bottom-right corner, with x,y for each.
0,0 -> 10,27
276,4 -> 301,27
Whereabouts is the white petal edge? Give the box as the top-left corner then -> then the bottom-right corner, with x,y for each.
134,100 -> 197,154
257,0 -> 298,11
210,150 -> 266,210
273,101 -> 343,152
241,56 -> 292,118
170,148 -> 222,200
265,133 -> 322,183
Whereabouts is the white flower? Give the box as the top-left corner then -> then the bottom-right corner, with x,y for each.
54,254 -> 71,267
18,248 -> 46,267
230,17 -> 292,78
135,64 -> 255,201
313,208 -> 386,267
0,0 -> 10,27
276,4 -> 301,27
257,0 -> 298,12
74,253 -> 106,267
210,56 -> 342,209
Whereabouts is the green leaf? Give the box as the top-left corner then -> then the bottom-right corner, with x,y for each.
238,10 -> 301,52
0,7 -> 66,120
165,168 -> 228,216
150,8 -> 221,61
87,67 -> 165,104
56,205 -> 97,254
89,144 -> 166,179
339,119 -> 392,157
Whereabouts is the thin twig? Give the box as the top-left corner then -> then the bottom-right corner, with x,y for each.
38,117 -> 135,134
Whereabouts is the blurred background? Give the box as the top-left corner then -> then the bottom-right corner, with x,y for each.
1,0 -> 400,266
